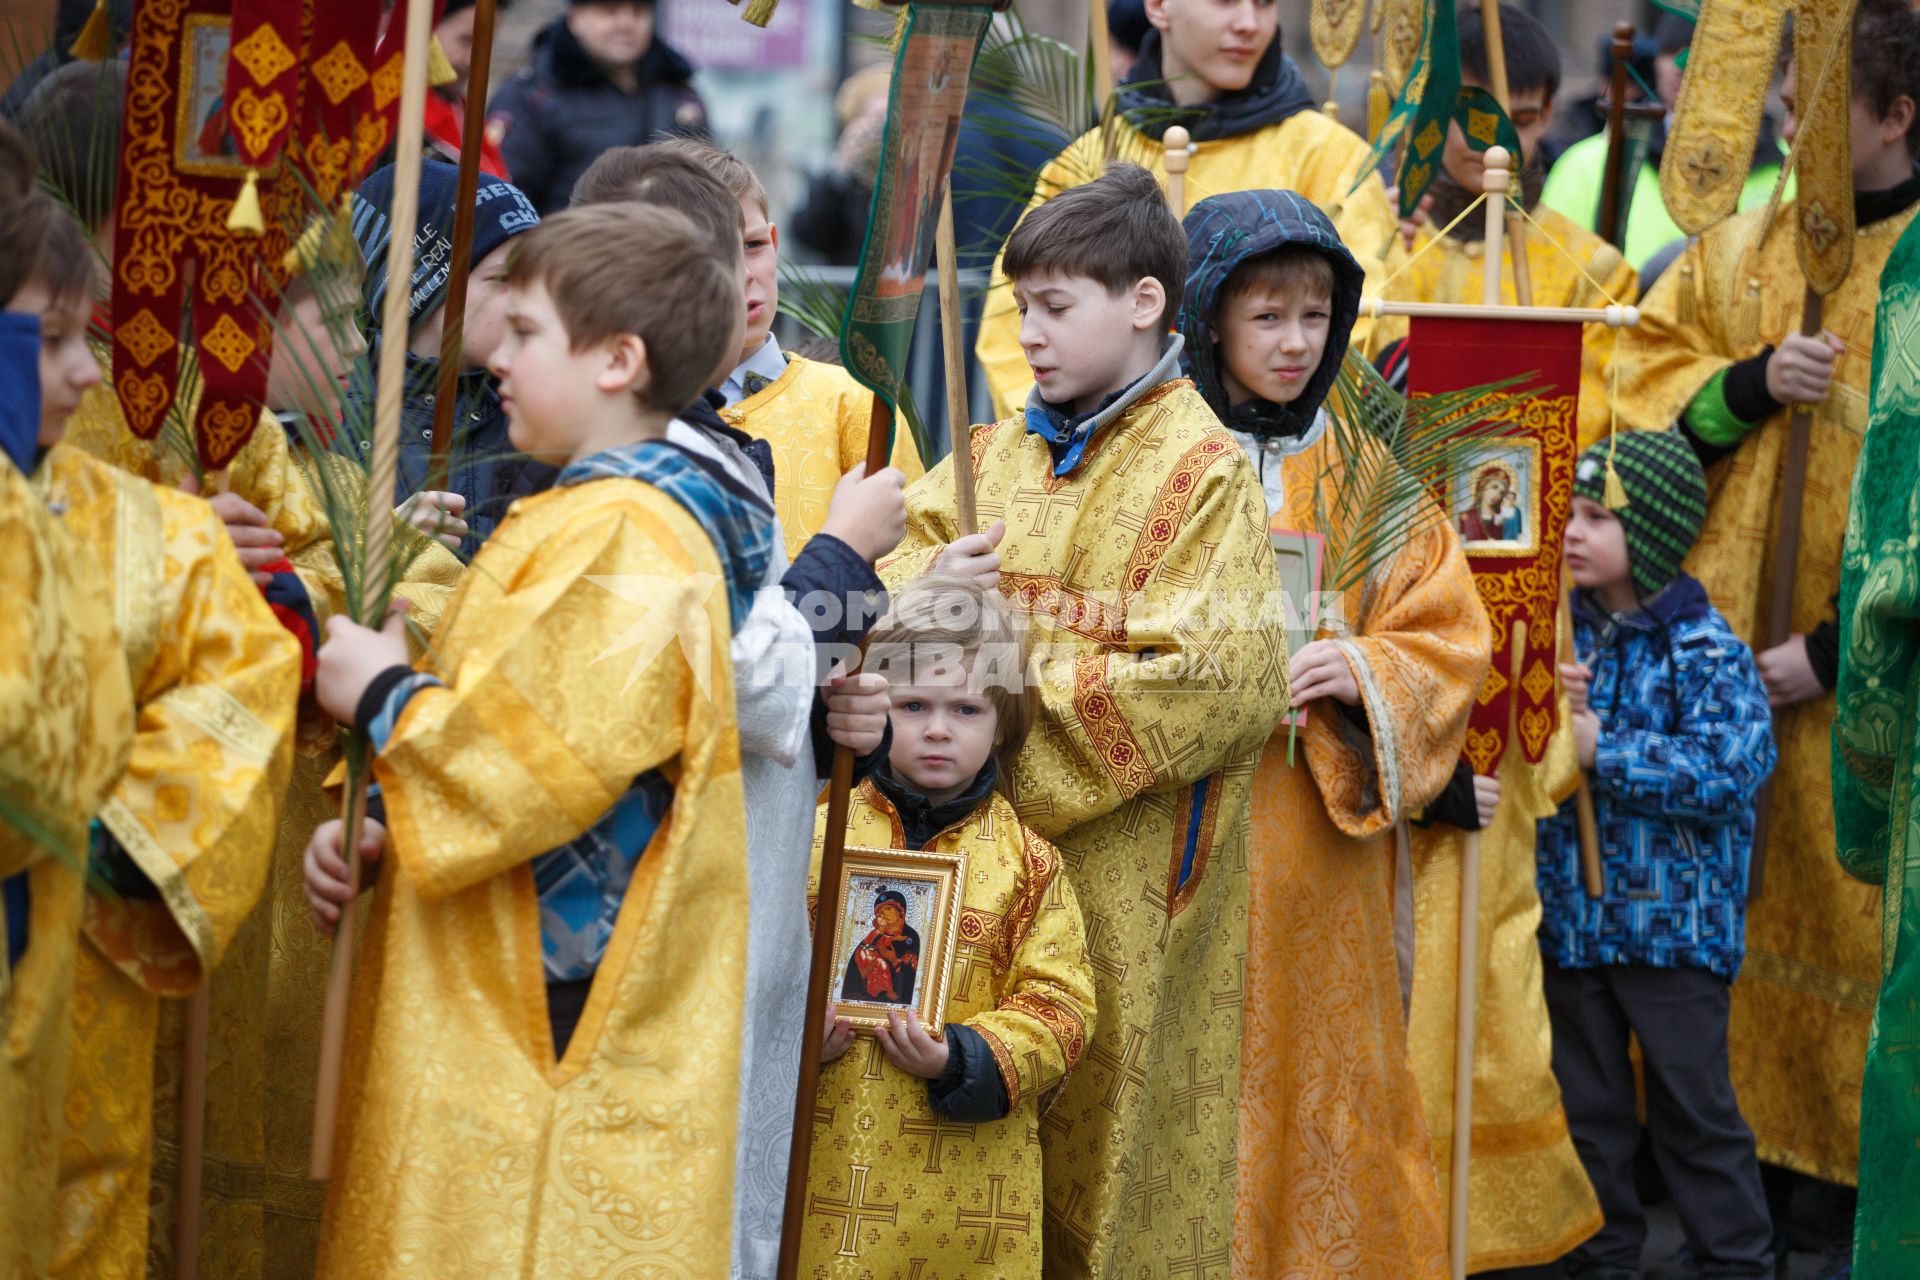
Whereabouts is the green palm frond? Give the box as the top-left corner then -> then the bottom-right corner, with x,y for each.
777,259 -> 931,465
0,781 -> 86,875
1314,349 -> 1538,596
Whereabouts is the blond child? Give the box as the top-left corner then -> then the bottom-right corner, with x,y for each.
805,575 -> 1094,1277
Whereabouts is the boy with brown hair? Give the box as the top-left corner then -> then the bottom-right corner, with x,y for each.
884,162 -> 1292,1276
651,136 -> 926,559
303,202 -> 804,1276
568,140 -> 899,1280
973,0 -> 1398,418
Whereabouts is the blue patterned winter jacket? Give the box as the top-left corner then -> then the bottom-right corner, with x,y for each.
1536,575 -> 1777,981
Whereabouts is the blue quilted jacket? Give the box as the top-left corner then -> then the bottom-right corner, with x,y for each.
1536,575 -> 1777,981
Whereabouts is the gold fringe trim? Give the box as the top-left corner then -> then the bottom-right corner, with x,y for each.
741,0 -> 777,27
1734,276 -> 1764,348
1368,69 -> 1391,141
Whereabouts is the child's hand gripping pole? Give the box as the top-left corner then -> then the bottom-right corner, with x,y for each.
310,0 -> 437,1183
777,398 -> 896,1280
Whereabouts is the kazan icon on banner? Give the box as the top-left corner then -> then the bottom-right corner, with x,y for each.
1455,441 -> 1540,556
827,846 -> 966,1036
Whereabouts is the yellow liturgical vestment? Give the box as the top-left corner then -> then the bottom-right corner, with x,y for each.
884,378 -> 1291,1279
719,352 -> 926,560
975,111 -> 1398,419
0,455 -> 133,1280
1231,423 -> 1488,1279
314,478 -> 748,1278
1614,200 -> 1920,1183
36,443 -> 299,1280
800,783 -> 1096,1277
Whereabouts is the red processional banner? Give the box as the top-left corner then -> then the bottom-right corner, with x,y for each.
1407,314 -> 1582,774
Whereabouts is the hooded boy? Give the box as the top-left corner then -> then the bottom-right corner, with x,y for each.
349,159 -> 546,557
1180,189 -> 1488,1279
974,0 -> 1398,419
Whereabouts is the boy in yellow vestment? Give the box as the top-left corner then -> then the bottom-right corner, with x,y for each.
973,0 -> 1397,418
1178,187 -> 1488,1279
804,575 -> 1096,1278
1372,4 -> 1638,451
1612,0 -> 1920,1188
15,196 -> 302,1280
1369,8 -> 1615,1270
0,124 -> 134,1280
652,139 -> 925,558
302,204 -> 796,1277
884,164 -> 1292,1278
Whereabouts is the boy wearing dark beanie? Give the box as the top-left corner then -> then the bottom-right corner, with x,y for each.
1538,430 -> 1779,1279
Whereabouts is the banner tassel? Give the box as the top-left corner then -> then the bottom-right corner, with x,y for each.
1603,439 -> 1629,511
741,0 -> 777,26
1367,69 -> 1391,141
69,0 -> 112,61
227,169 -> 265,235
427,35 -> 459,88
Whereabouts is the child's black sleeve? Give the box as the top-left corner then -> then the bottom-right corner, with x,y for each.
784,532 -> 891,781
1411,758 -> 1486,831
927,1023 -> 1011,1124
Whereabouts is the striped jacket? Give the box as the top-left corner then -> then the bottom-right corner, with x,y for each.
1536,575 -> 1776,980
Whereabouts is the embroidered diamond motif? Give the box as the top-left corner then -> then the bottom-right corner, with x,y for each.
1522,657 -> 1555,706
312,40 -> 370,106
200,314 -> 256,374
1414,118 -> 1444,157
371,54 -> 404,109
1475,663 -> 1509,707
119,308 -> 173,369
231,25 -> 296,86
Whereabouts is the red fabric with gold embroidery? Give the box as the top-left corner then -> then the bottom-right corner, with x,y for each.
1408,314 -> 1580,771
111,0 -> 270,469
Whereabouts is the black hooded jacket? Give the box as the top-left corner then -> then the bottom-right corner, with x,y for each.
1177,188 -> 1367,441
486,19 -> 710,214
1116,28 -> 1318,143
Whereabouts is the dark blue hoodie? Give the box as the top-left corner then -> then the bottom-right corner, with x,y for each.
1177,188 -> 1367,442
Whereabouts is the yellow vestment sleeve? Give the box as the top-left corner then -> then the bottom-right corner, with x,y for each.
376,492 -> 723,900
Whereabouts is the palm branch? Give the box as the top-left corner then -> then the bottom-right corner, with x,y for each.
777,258 -> 932,466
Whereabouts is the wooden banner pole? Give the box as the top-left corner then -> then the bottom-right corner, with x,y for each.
310,0 -> 436,1181
1598,21 -> 1636,249
1747,289 -> 1823,900
1477,1 -> 1532,307
935,185 -> 977,538
426,0 -> 500,493
777,399 -> 895,1280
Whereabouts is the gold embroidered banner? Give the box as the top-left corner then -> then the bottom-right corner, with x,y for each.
111,0 -> 271,469
1793,0 -> 1858,294
1408,315 -> 1580,773
1312,0 -> 1366,72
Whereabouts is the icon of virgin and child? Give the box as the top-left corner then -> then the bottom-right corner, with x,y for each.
841,888 -> 922,1005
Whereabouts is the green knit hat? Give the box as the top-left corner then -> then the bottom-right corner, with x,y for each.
1573,431 -> 1709,598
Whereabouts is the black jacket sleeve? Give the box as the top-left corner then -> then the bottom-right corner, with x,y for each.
1413,758 -> 1486,831
927,1022 -> 1012,1123
784,533 -> 891,781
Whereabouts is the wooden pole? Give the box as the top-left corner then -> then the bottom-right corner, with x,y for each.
1747,289 -> 1823,900
174,466 -> 232,1280
1358,297 -> 1639,326
1162,124 -> 1190,215
1449,833 -> 1481,1280
426,0 -> 499,493
1088,0 -> 1113,113
935,186 -> 977,538
176,982 -> 210,1280
777,398 -> 895,1280
1561,586 -> 1605,898
310,0 -> 436,1181
1597,21 -> 1636,249
1477,1 -> 1532,307
1479,146 -> 1509,307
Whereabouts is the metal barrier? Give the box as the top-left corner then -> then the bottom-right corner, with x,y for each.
771,265 -> 997,466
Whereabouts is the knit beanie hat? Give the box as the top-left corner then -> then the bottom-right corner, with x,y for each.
1573,431 -> 1709,598
350,159 -> 540,336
